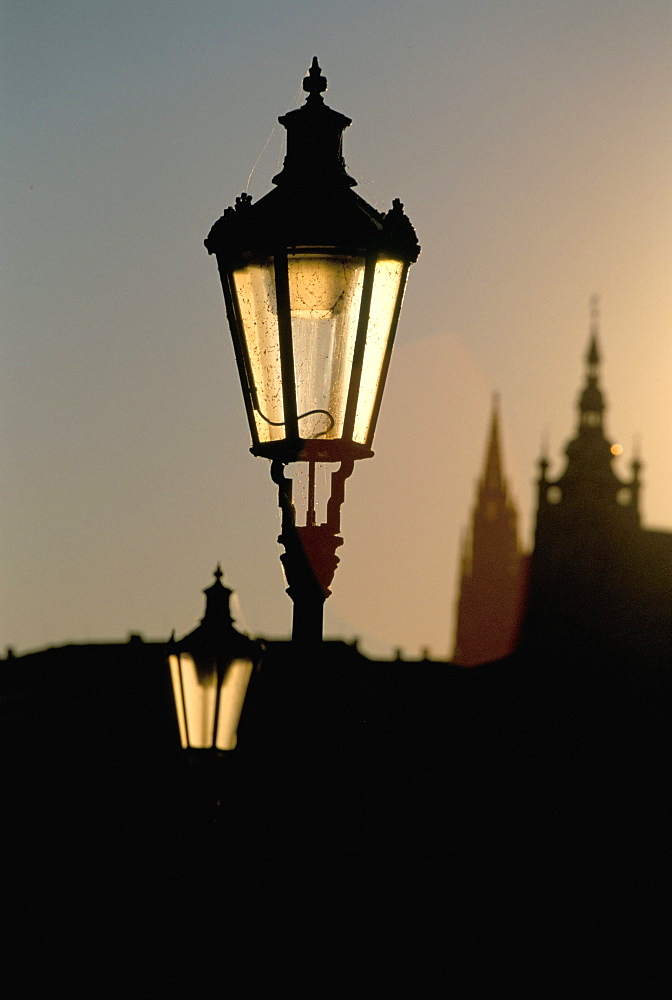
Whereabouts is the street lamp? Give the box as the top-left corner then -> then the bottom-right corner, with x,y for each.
205,58 -> 419,647
168,566 -> 261,750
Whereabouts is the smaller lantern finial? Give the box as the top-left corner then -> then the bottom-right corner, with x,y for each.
214,563 -> 223,583
303,57 -> 327,103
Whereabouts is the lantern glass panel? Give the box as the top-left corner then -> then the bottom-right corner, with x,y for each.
288,254 -> 365,440
233,254 -> 368,444
353,258 -> 406,445
232,263 -> 285,444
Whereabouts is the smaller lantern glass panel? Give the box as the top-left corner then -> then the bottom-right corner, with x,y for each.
353,258 -> 406,445
169,652 -> 218,749
288,253 -> 365,440
168,652 -> 189,748
169,652 -> 253,750
214,658 -> 253,751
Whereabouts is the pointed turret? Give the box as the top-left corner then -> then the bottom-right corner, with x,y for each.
586,293 -> 600,368
535,298 -> 639,525
577,297 -> 606,434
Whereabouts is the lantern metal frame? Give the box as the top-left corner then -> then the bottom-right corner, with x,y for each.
205,58 -> 420,467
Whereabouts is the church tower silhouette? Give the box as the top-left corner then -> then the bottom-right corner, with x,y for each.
452,398 -> 527,665
534,297 -> 641,535
522,298 -> 670,664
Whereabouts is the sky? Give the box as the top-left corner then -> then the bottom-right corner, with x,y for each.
2,0 -> 671,658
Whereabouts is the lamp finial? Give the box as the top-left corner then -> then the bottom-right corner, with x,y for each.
303,57 -> 327,102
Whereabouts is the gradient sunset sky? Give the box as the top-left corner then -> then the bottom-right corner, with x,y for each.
3,1 -> 670,658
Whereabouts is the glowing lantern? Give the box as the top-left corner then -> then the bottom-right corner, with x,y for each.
205,57 -> 420,465
168,567 -> 261,751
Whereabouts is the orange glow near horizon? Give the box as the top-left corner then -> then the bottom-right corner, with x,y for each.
3,3 -> 670,659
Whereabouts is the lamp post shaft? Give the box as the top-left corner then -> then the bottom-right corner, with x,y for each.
272,458 -> 353,654
291,592 -> 324,651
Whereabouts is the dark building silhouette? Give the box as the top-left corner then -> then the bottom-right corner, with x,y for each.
452,398 -> 527,664
453,302 -> 671,668
523,303 -> 671,666
2,560 -> 669,991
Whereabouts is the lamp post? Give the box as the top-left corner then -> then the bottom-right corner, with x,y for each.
205,58 -> 419,650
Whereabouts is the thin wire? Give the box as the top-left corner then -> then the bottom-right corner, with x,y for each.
245,84 -> 304,192
245,126 -> 277,193
272,84 -> 303,176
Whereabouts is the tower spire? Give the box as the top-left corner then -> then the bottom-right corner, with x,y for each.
482,394 -> 504,492
578,296 -> 605,431
589,292 -> 600,334
587,293 -> 601,374
452,398 -> 526,665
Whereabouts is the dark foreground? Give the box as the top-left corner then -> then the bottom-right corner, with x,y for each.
2,641 -> 669,993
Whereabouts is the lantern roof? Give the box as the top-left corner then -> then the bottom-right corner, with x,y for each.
199,563 -> 234,628
205,58 -> 420,265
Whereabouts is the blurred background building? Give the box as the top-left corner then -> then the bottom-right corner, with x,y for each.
453,306 -> 670,668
